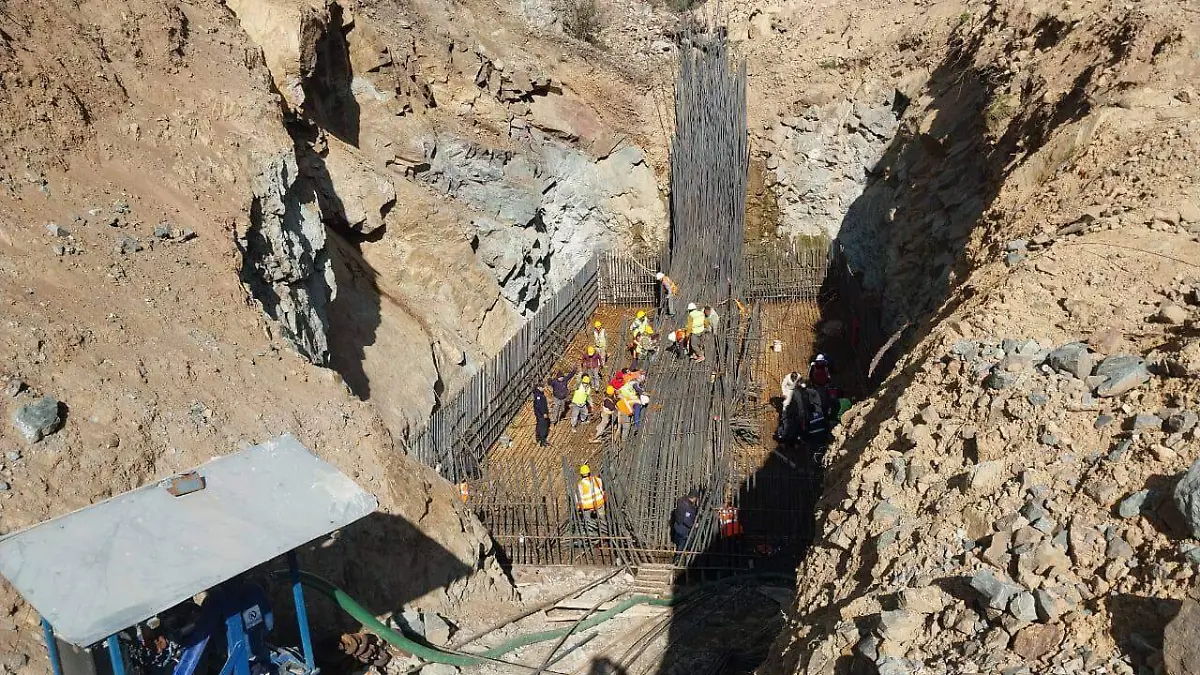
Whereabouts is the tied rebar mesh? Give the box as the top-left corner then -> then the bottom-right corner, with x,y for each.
601,28 -> 751,567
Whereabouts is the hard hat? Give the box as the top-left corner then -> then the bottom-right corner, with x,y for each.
645,326 -> 654,335
606,385 -> 615,395
639,394 -> 650,405
587,346 -> 595,355
580,464 -> 591,476
816,353 -> 828,362
667,331 -> 677,343
582,375 -> 591,383
594,321 -> 602,328
687,302 -> 697,311
636,310 -> 646,318
655,272 -> 665,280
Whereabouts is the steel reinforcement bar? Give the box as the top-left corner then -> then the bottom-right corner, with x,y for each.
405,257 -> 599,480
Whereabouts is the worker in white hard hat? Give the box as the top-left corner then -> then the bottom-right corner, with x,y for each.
655,271 -> 678,316
809,353 -> 832,386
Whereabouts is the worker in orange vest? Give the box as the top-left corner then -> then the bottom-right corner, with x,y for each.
717,505 -> 743,538
456,480 -> 470,504
575,465 -> 607,544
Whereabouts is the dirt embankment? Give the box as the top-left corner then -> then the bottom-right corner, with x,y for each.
749,0 -> 1200,672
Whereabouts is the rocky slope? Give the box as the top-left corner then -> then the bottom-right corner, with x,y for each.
0,0 -> 677,666
751,0 -> 1200,673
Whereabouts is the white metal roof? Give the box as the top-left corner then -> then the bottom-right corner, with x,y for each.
0,434 -> 378,647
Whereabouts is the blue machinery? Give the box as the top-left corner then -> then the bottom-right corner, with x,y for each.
0,435 -> 378,675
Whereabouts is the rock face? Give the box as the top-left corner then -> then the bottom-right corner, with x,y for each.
238,154 -> 335,365
763,86 -> 900,244
419,135 -> 665,312
11,396 -> 62,443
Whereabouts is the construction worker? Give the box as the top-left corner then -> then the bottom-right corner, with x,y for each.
802,383 -> 830,444
703,305 -> 720,333
781,371 -> 802,410
671,490 -> 699,553
533,384 -> 551,447
634,393 -> 650,430
655,272 -> 678,316
456,479 -> 470,503
548,370 -> 575,425
570,375 -> 593,430
617,379 -> 642,440
592,321 -> 608,366
575,465 -> 606,542
632,325 -> 658,370
581,346 -> 602,386
591,386 -> 618,443
809,354 -> 832,387
686,303 -> 706,360
666,327 -> 702,362
717,504 -> 743,538
630,310 -> 650,337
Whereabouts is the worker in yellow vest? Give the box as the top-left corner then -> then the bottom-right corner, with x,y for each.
630,310 -> 650,337
570,375 -> 593,430
575,464 -> 607,543
592,321 -> 608,366
687,302 -> 707,361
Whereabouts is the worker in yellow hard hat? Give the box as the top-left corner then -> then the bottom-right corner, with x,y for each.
570,374 -> 593,430
592,320 -> 608,366
575,464 -> 607,545
630,310 -> 650,337
633,322 -> 659,370
591,385 -> 618,444
581,344 -> 602,386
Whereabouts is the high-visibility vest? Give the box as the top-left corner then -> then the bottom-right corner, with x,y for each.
593,329 -> 607,350
456,482 -> 470,503
630,317 -> 649,336
618,381 -> 639,401
577,477 -> 606,510
688,309 -> 706,334
616,398 -> 635,416
718,507 -> 743,537
572,384 -> 591,405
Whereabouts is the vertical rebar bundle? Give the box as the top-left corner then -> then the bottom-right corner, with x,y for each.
666,32 -> 749,306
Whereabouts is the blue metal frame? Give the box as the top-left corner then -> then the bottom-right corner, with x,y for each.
40,618 -> 63,675
287,552 -> 316,672
40,554 -> 320,675
105,635 -> 125,675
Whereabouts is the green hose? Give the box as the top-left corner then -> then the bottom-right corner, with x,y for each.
294,570 -> 793,666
